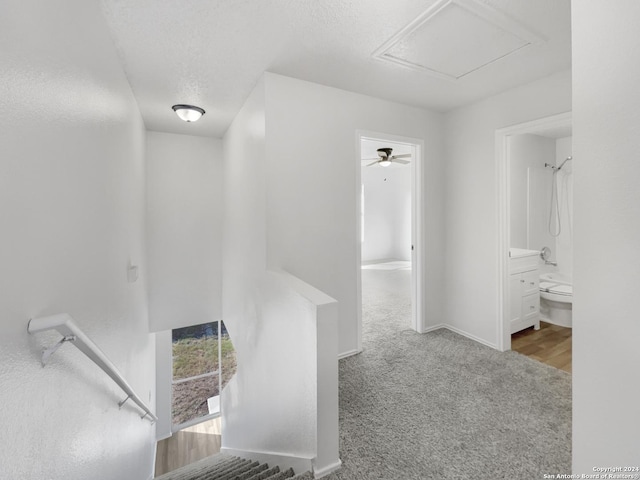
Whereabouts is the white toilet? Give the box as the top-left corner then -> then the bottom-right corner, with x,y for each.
539,273 -> 573,328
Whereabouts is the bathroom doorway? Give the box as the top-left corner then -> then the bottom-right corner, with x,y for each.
496,112 -> 573,361
355,132 -> 424,353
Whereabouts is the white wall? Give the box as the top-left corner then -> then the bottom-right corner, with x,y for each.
361,164 -> 412,262
221,78 -> 267,340
264,73 -> 445,354
0,1 -> 156,478
221,76 -> 269,449
146,133 -> 223,435
221,78 -> 340,475
443,70 -> 572,347
509,134 -> 556,250
509,133 -> 573,274
146,132 -> 223,332
554,136 -> 573,277
572,1 -> 640,470
221,271 -> 339,476
154,330 -> 173,440
222,270 -> 318,465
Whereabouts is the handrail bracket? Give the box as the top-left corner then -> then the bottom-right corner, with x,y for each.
141,412 -> 155,423
118,394 -> 132,409
41,335 -> 76,367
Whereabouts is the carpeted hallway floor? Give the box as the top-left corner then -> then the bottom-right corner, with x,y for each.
322,263 -> 571,479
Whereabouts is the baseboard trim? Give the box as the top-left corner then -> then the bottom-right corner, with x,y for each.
313,459 -> 342,478
421,323 -> 446,333
420,324 -> 498,350
441,325 -> 498,350
150,434 -> 158,479
338,348 -> 361,360
220,447 -> 313,475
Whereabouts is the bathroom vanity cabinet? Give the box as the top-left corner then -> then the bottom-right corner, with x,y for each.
509,249 -> 541,334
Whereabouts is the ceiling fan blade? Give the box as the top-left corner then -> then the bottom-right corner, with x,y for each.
394,159 -> 411,165
366,160 -> 379,167
361,157 -> 380,162
393,153 -> 412,159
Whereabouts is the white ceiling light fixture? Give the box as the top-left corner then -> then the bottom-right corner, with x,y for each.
172,104 -> 205,122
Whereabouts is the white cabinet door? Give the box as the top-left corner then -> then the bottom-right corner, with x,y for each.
510,274 -> 523,325
522,293 -> 539,320
510,269 -> 541,334
522,270 -> 539,296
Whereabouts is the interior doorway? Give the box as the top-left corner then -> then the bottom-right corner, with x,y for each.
355,132 -> 423,352
495,112 -> 572,352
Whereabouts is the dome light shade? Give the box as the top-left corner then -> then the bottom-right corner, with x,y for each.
379,159 -> 391,167
172,104 -> 205,122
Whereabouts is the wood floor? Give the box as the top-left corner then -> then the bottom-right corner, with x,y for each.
155,417 -> 222,477
511,321 -> 572,373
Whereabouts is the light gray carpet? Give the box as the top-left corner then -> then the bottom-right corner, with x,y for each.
322,265 -> 571,479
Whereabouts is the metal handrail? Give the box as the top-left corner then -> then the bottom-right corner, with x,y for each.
27,313 -> 157,423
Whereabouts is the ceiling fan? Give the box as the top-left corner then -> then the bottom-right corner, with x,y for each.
362,148 -> 411,167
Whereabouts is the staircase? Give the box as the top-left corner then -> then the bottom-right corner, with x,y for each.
155,453 -> 314,480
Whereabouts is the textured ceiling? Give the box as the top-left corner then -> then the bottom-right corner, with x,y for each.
533,124 -> 573,139
99,0 -> 571,138
361,139 -> 413,158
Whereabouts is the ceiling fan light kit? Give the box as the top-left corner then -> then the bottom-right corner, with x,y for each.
362,147 -> 412,167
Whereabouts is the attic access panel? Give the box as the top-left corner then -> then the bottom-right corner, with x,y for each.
372,0 -> 545,81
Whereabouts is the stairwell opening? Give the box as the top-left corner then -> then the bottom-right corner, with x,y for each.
155,320 -> 236,476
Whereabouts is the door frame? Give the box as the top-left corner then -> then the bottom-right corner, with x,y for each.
495,111 -> 572,351
355,130 -> 425,353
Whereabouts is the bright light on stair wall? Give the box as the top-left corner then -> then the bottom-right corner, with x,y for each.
172,104 -> 205,122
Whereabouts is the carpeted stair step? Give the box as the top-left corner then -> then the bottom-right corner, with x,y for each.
200,458 -> 257,480
266,468 -> 296,480
242,464 -> 282,480
156,454 -> 248,480
207,460 -> 262,480
228,462 -> 270,480
290,472 -> 314,480
155,453 -> 311,480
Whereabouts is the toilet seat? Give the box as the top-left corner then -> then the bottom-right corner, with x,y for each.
539,281 -> 572,296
